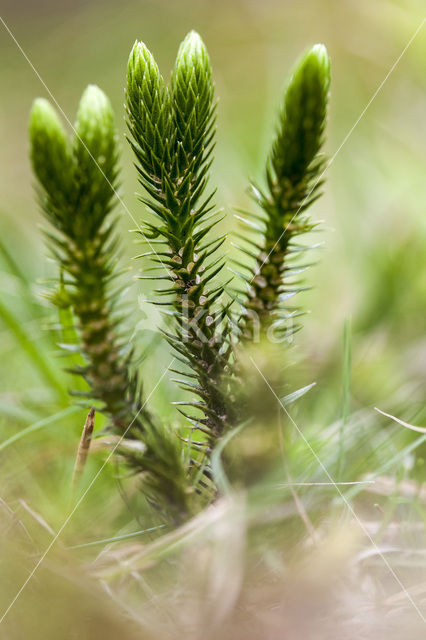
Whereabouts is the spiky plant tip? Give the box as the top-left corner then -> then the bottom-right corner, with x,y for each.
238,44 -> 331,342
126,40 -> 164,111
176,30 -> 210,67
29,97 -> 65,146
30,87 -> 119,235
272,43 -> 331,185
29,98 -> 72,202
75,84 -> 116,147
125,39 -> 169,220
128,39 -> 156,72
172,30 -> 214,125
311,42 -> 330,68
73,86 -> 119,234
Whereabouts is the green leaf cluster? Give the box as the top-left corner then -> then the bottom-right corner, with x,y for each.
28,35 -> 332,525
126,31 -> 236,445
29,86 -> 193,522
237,45 -> 331,340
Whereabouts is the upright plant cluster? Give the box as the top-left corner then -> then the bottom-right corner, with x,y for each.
126,32 -> 236,445
29,31 -> 331,523
237,45 -> 330,341
29,86 -> 193,521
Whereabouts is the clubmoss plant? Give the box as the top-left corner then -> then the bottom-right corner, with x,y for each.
236,45 -> 330,341
29,86 -> 193,521
126,31 -> 237,447
28,35 -> 331,524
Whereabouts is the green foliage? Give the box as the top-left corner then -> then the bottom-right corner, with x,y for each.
29,87 -> 193,522
30,87 -> 131,425
29,99 -> 73,209
27,36 -> 333,524
237,45 -> 331,340
271,44 -> 330,186
126,31 -> 236,446
2,16 -> 425,635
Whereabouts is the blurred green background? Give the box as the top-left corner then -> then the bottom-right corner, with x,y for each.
0,4 -> 425,635
0,0 -> 425,528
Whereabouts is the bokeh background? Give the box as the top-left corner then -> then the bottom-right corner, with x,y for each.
0,1 -> 425,637
0,0 -> 425,505
1,0 -> 425,411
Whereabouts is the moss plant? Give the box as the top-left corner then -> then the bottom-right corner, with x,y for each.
29,34 -> 331,524
236,45 -> 330,341
29,86 -> 193,522
126,32 -> 237,448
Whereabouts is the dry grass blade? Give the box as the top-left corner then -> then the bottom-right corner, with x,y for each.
71,407 -> 95,492
375,408 -> 426,434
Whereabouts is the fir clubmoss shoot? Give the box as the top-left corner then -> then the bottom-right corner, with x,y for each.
29,86 -> 193,522
239,44 -> 331,341
126,32 -> 236,447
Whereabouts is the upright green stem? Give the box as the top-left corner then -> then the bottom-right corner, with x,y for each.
239,45 -> 330,343
126,32 -> 236,446
29,86 -> 193,521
